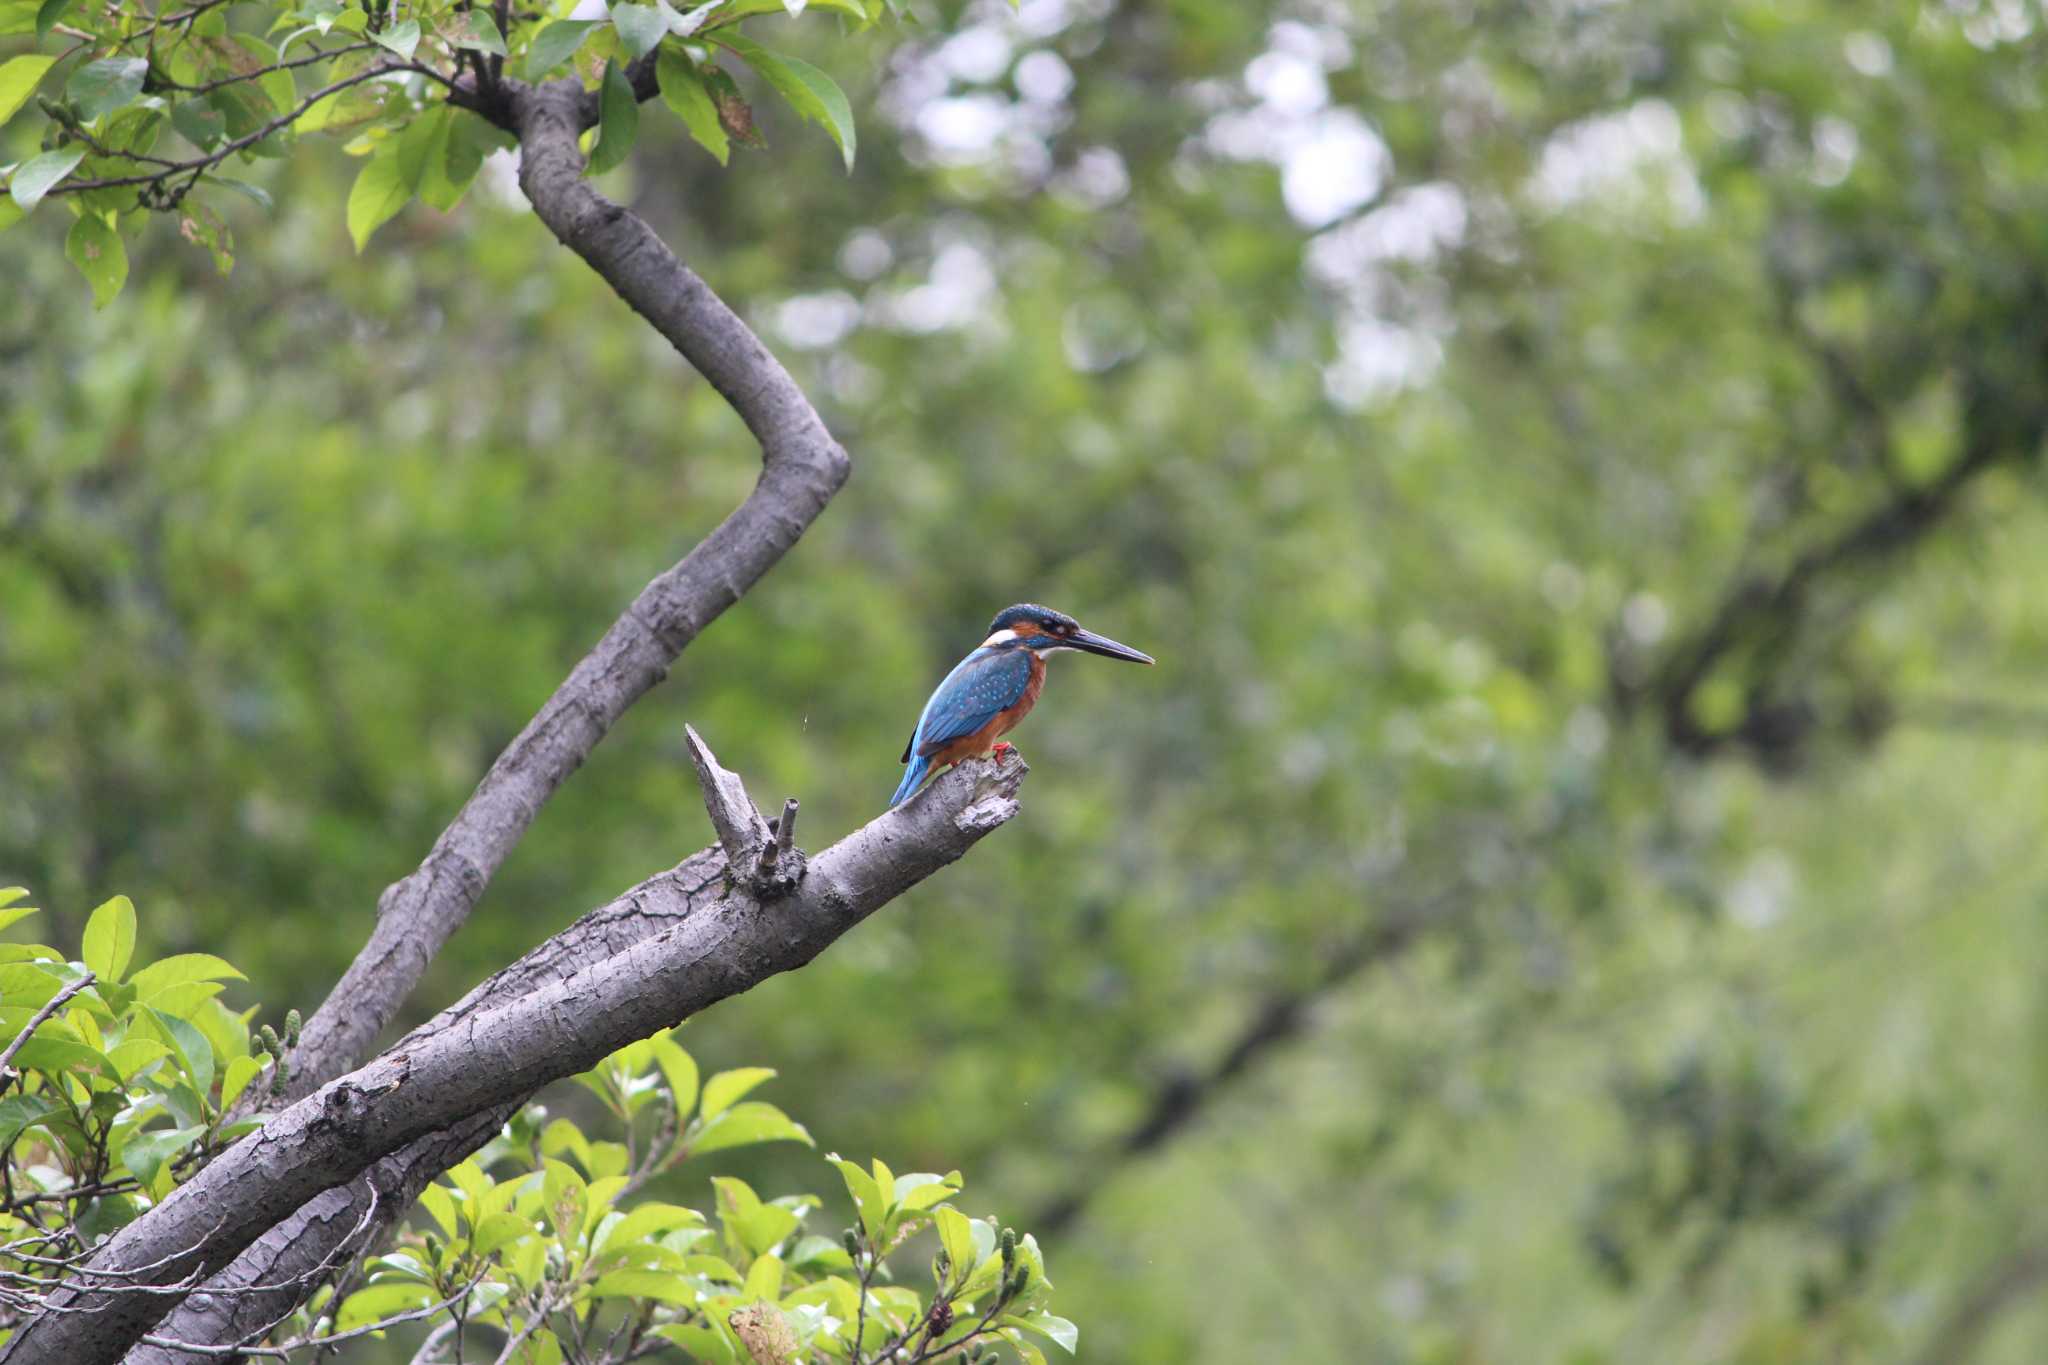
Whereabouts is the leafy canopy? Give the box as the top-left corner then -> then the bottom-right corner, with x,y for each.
0,0 -> 881,299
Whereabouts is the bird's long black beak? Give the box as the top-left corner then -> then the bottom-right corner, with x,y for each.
1071,626 -> 1156,665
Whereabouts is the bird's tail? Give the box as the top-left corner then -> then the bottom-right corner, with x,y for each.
890,754 -> 931,808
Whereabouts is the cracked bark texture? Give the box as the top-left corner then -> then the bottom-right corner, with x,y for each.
1,67 -> 1001,1365
285,71 -> 851,1104
129,853 -> 728,1363
14,752 -> 1027,1365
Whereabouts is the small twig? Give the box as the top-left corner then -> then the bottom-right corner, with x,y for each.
409,1319 -> 461,1365
489,1297 -> 556,1365
849,1239 -> 877,1365
683,724 -> 770,867
137,1275 -> 484,1359
0,973 -> 95,1096
756,796 -> 798,875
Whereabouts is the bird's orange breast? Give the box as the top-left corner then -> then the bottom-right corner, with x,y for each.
927,651 -> 1046,767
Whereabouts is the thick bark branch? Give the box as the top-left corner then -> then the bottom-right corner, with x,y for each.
15,745 -> 1027,1365
286,72 -> 850,1100
127,853 -> 730,1363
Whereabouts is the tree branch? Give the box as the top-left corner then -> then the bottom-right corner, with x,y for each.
128,847 -> 738,1361
1614,400 -> 2028,763
1034,896 -> 1444,1236
284,71 -> 851,1102
1911,1239 -> 2048,1365
13,739 -> 1026,1365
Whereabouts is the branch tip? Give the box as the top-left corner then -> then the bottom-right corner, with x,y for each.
684,724 -> 770,867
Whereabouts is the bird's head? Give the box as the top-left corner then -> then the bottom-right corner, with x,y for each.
983,603 -> 1155,665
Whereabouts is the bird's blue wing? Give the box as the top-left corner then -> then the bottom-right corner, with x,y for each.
908,648 -> 1034,760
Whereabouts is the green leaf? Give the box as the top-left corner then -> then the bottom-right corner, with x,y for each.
827,1155 -> 885,1240
145,1007 -> 215,1099
398,105 -> 453,202
711,1175 -> 799,1256
717,33 -> 855,170
649,1034 -> 699,1127
598,1200 -> 703,1251
587,60 -> 638,176
370,17 -> 419,59
107,1038 -> 172,1082
334,1280 -> 435,1332
652,1324 -> 737,1364
219,1053 -> 263,1109
0,54 -> 57,126
451,9 -> 507,56
126,954 -> 245,998
541,1158 -> 587,1238
657,46 -> 728,164
33,0 -> 71,40
934,1206 -> 976,1288
139,981 -> 224,1020
172,98 -> 226,150
472,1210 -> 537,1257
346,144 -> 410,251
212,178 -> 274,211
740,1251 -> 783,1302
1014,1312 -> 1079,1353
524,18 -> 598,77
81,895 -> 137,984
610,3 -> 667,58
120,1123 -> 204,1187
0,962 -> 65,1005
414,1184 -> 458,1239
589,1268 -> 698,1304
0,1093 -> 58,1149
10,144 -> 82,212
67,57 -> 146,121
690,1101 -> 813,1154
700,1066 -> 775,1119
189,997 -> 251,1071
436,110 -> 505,207
894,1171 -> 964,1213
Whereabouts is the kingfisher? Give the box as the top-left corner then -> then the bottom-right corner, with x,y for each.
890,603 -> 1155,808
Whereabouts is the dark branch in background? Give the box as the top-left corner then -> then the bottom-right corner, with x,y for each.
1611,391 -> 2038,766
1034,896 -> 1445,1237
9,739 -> 1028,1365
285,71 -> 851,1099
1892,696 -> 2048,739
1911,1239 -> 2048,1365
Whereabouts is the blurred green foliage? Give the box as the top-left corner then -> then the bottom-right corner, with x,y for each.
8,0 -> 2048,1359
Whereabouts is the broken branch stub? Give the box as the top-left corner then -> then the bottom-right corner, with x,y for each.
684,725 -> 805,895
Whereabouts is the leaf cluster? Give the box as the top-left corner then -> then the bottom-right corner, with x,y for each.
0,890 -> 1071,1363
1,0 -> 883,301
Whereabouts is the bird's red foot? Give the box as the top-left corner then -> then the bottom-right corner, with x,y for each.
991,742 -> 1015,762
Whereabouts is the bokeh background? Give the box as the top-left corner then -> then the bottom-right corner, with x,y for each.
9,0 -> 2048,1359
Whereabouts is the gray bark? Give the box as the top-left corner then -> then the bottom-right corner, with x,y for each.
286,69 -> 851,1101
15,749 -> 1027,1365
130,853 -> 730,1362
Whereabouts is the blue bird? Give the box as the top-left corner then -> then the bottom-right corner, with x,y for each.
891,603 -> 1155,808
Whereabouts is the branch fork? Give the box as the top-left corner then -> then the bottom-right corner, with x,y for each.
684,725 -> 805,897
